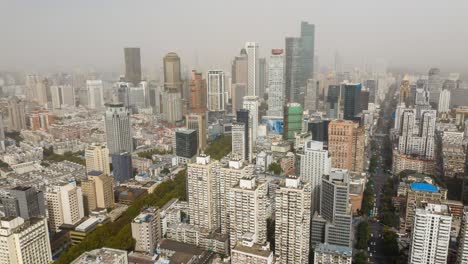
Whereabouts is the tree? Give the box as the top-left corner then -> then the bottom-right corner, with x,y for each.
268,162 -> 281,175
205,135 -> 232,160
161,168 -> 170,174
361,180 -> 374,216
382,226 -> 400,263
356,221 -> 370,249
353,251 -> 368,264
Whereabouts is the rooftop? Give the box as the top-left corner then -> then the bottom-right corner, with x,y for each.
232,242 -> 272,258
88,170 -> 104,176
71,247 -> 127,264
314,243 -> 353,257
410,182 -> 439,193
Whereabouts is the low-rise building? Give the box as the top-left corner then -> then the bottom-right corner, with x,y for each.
71,247 -> 128,264
313,243 -> 352,264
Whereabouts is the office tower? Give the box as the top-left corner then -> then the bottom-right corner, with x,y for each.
313,243 -> 352,264
304,79 -> 318,112
232,83 -> 247,114
189,71 -> 207,113
275,176 -> 311,264
161,90 -> 182,123
111,152 -> 132,183
0,186 -> 45,220
228,176 -> 268,249
245,42 -> 259,96
408,204 -> 451,264
7,97 -> 27,131
186,113 -> 207,151
399,76 -> 411,106
428,68 -> 442,103
457,208 -> 468,263
267,49 -> 285,117
129,84 -> 147,109
232,48 -> 248,85
283,103 -> 303,140
86,80 -> 104,109
45,182 -> 85,232
326,85 -> 341,118
232,123 -> 247,161
0,217 -> 52,264
85,144 -> 110,176
36,78 -> 49,107
29,109 -> 54,131
299,140 -> 331,212
300,21 -> 315,81
307,119 -> 330,143
258,58 -> 267,98
51,85 -> 75,109
187,155 -> 220,230
343,83 -> 362,120
175,129 -> 198,159
163,52 -> 182,92
285,37 -> 301,103
236,109 -> 250,161
207,70 -> 226,112
131,207 -> 161,254
319,169 -> 353,247
243,96 -> 259,145
328,120 -> 364,173
365,79 -> 377,104
0,113 -> 5,151
81,171 -> 115,212
105,103 -> 132,154
219,160 -> 254,234
438,89 -> 451,113
124,47 -> 142,85
359,90 -> 370,112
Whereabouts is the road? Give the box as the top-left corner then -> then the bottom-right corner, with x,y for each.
367,84 -> 398,264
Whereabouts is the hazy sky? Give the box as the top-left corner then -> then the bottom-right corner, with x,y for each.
1,0 -> 467,75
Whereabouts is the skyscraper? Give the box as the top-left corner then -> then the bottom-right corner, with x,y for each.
438,89 -> 451,113
124,47 -> 142,85
285,37 -> 301,103
258,57 -> 267,98
408,203 -> 451,264
232,83 -> 247,114
428,68 -> 442,103
175,129 -> 198,159
131,207 -> 161,254
111,152 -> 133,183
161,90 -> 182,123
283,103 -> 303,140
81,171 -> 115,213
85,144 -> 110,176
51,85 -> 75,109
300,21 -> 315,81
343,83 -> 362,120
207,70 -> 226,112
232,123 -> 247,161
186,113 -> 207,151
163,52 -> 182,92
326,85 -> 341,119
267,49 -> 285,117
399,76 -> 411,106
275,176 -> 311,264
189,70 -> 207,113
86,80 -> 105,109
105,103 -> 132,154
457,208 -> 468,263
328,120 -> 365,173
0,186 -> 45,220
237,109 -> 250,161
232,48 -> 248,85
304,79 -> 318,112
242,96 -> 259,145
7,97 -> 27,131
299,140 -> 331,212
245,42 -> 259,96
0,113 -> 5,152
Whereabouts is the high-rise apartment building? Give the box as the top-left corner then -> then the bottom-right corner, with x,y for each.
0,186 -> 45,220
438,89 -> 451,113
85,144 -> 110,176
111,152 -> 132,183
428,68 -> 442,103
232,123 -> 247,161
51,85 -> 75,109
304,79 -> 319,112
81,171 -> 114,213
45,182 -> 85,232
236,109 -> 250,161
0,217 -> 52,264
175,129 -> 198,159
124,47 -> 142,85
186,113 -> 207,151
7,97 -> 27,131
328,120 -> 365,173
29,109 -> 54,131
275,176 -> 311,264
105,103 -> 132,154
399,76 -> 411,106
245,42 -> 259,97
457,208 -> 468,263
408,203 -> 451,264
232,49 -> 248,85
299,140 -> 331,213
207,70 -> 226,112
267,49 -> 285,117
242,96 -> 259,145
187,155 -> 220,231
163,52 -> 182,92
283,103 -> 303,140
189,71 -> 207,113
86,80 -> 105,109
161,90 -> 182,123
131,207 -> 161,254
0,113 -> 5,152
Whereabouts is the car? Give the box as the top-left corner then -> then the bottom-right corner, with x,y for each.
370,253 -> 373,257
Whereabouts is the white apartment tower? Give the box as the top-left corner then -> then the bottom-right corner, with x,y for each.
105,103 -> 133,154
457,208 -> 468,264
86,80 -> 105,109
243,96 -> 259,146
85,144 -> 110,175
161,90 -> 183,123
45,181 -> 85,232
438,89 -> 451,113
207,70 -> 226,112
245,42 -> 259,96
232,123 -> 247,161
267,49 -> 285,117
275,176 -> 311,264
131,207 -> 161,254
0,217 -> 52,264
228,176 -> 268,249
408,203 -> 451,264
51,85 -> 75,109
304,79 -> 318,112
299,140 -> 331,213
187,155 -> 220,231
